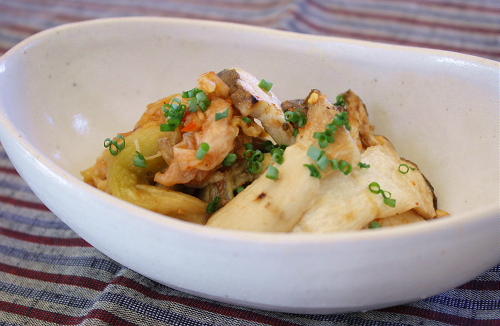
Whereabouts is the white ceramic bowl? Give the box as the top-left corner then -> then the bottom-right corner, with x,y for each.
0,17 -> 498,314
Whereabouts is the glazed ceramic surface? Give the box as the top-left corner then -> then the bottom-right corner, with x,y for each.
0,17 -> 498,313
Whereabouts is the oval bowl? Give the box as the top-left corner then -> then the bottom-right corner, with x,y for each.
0,17 -> 498,314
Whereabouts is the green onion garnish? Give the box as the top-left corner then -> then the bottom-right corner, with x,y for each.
358,162 -> 370,168
368,182 -> 396,207
271,148 -> 284,164
242,116 -> 252,124
297,113 -> 307,128
160,123 -> 177,132
368,221 -> 382,229
133,151 -> 147,168
244,143 -> 254,150
285,111 -> 299,123
245,148 -> 265,175
317,154 -> 330,171
334,93 -> 346,107
398,163 -> 412,174
247,160 -> 262,174
369,182 -> 381,194
252,150 -> 264,162
103,135 -> 126,156
235,186 -> 245,194
182,88 -> 211,112
223,153 -> 237,166
285,111 -> 308,131
103,138 -> 112,148
258,79 -> 273,92
207,196 -> 221,214
339,160 -> 352,175
266,166 -> 279,180
383,197 -> 396,208
331,159 -> 339,170
215,108 -> 229,121
161,99 -> 187,131
304,164 -> 321,178
307,146 -> 323,161
314,132 -> 330,149
293,128 -> 299,137
196,142 -> 210,160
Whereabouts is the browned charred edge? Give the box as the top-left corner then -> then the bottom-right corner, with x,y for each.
402,157 -> 438,210
255,192 -> 267,200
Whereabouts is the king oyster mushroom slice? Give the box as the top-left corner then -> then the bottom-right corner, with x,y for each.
292,141 -> 437,233
217,68 -> 294,145
207,90 -> 360,232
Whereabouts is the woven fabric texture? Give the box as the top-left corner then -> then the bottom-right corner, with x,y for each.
0,1 -> 499,325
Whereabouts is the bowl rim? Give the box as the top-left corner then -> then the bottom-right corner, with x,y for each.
0,16 -> 498,245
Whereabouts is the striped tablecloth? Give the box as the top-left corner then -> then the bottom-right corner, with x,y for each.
0,1 -> 499,325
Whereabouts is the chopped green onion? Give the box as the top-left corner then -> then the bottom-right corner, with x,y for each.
330,159 -> 339,170
368,221 -> 382,229
332,111 -> 351,131
242,116 -> 252,124
244,143 -> 254,150
235,186 -> 245,194
133,151 -> 147,168
398,163 -> 412,174
293,128 -> 299,137
368,182 -> 396,208
195,90 -> 208,103
266,166 -> 279,180
297,113 -> 307,128
317,154 -> 330,171
307,146 -> 323,161
182,88 -> 211,112
334,93 -> 346,107
247,160 -> 262,174
304,164 -> 321,178
339,160 -> 352,175
382,190 -> 392,199
160,123 -> 177,132
243,149 -> 254,159
285,111 -> 299,123
103,138 -> 112,148
189,100 -> 198,112
104,135 -> 126,156
258,79 -> 273,92
207,196 -> 221,214
215,108 -> 229,121
383,197 -> 396,208
196,142 -> 210,160
161,99 -> 187,131
285,110 -> 308,130
314,132 -> 329,148
223,153 -> 237,166
358,162 -> 370,169
369,182 -> 381,194
271,148 -> 284,164
182,88 -> 199,98
252,150 -> 264,162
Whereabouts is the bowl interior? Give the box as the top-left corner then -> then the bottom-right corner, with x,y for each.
0,18 -> 498,215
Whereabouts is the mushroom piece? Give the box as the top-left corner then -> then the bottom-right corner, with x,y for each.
207,90 -> 360,232
292,142 -> 437,233
217,68 -> 295,145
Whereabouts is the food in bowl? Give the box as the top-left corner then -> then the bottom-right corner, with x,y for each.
82,68 -> 447,232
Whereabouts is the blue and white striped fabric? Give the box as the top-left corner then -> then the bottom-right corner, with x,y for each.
0,1 -> 499,325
